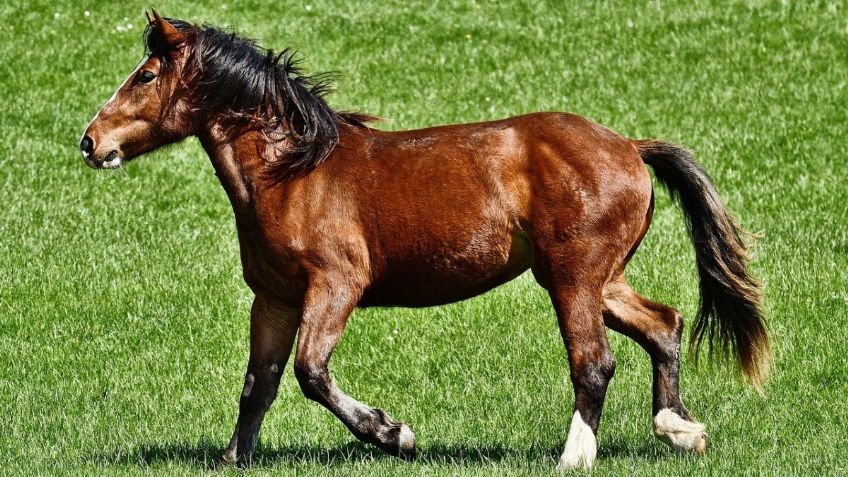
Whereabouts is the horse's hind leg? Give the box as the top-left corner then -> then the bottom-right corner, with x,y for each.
293,279 -> 415,459
537,247 -> 616,471
602,275 -> 707,454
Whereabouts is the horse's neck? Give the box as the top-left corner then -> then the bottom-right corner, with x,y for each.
197,122 -> 353,223
198,126 -> 265,224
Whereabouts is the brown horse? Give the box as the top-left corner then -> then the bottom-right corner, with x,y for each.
80,12 -> 770,471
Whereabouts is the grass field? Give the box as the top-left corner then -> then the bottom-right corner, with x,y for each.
2,1 -> 847,475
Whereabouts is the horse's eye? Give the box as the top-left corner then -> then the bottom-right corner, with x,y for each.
137,70 -> 156,84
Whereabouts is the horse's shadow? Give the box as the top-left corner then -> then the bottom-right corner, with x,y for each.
89,436 -> 664,469
90,441 -> 554,468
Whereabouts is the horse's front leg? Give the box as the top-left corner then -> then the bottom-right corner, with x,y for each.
219,295 -> 300,467
293,279 -> 416,459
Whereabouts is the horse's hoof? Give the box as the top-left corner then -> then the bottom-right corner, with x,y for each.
653,408 -> 708,455
397,424 -> 416,461
210,453 -> 235,471
556,459 -> 592,473
691,431 -> 708,455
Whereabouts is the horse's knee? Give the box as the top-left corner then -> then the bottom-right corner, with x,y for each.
240,369 -> 280,409
293,361 -> 329,402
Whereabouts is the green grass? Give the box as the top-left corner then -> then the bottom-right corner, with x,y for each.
2,1 -> 847,475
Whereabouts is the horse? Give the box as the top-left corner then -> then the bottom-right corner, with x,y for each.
79,12 -> 770,471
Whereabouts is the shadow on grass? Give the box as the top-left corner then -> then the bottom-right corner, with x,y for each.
87,435 -> 667,469
87,440 -> 570,468
598,436 -> 667,461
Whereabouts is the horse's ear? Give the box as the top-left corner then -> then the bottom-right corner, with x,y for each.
148,9 -> 186,47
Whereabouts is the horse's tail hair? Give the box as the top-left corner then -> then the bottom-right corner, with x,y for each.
633,139 -> 770,391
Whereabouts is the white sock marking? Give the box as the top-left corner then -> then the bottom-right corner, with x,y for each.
653,408 -> 707,454
398,424 -> 415,452
557,410 -> 597,471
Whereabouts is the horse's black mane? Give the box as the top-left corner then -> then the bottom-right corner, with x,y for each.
143,18 -> 372,179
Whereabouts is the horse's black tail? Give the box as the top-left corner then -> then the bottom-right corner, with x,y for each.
634,140 -> 770,390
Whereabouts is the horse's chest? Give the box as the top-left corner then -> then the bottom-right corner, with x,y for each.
236,222 -> 309,305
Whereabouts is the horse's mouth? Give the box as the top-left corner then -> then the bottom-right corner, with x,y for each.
86,150 -> 124,170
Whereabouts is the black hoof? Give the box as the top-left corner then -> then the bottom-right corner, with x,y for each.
210,454 -> 235,471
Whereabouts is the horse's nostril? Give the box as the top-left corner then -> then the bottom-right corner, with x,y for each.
80,136 -> 94,156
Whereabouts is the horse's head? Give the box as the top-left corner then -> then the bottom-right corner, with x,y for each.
80,12 -> 196,169
80,11 -> 371,176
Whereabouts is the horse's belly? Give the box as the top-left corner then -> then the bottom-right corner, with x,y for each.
359,231 -> 533,307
